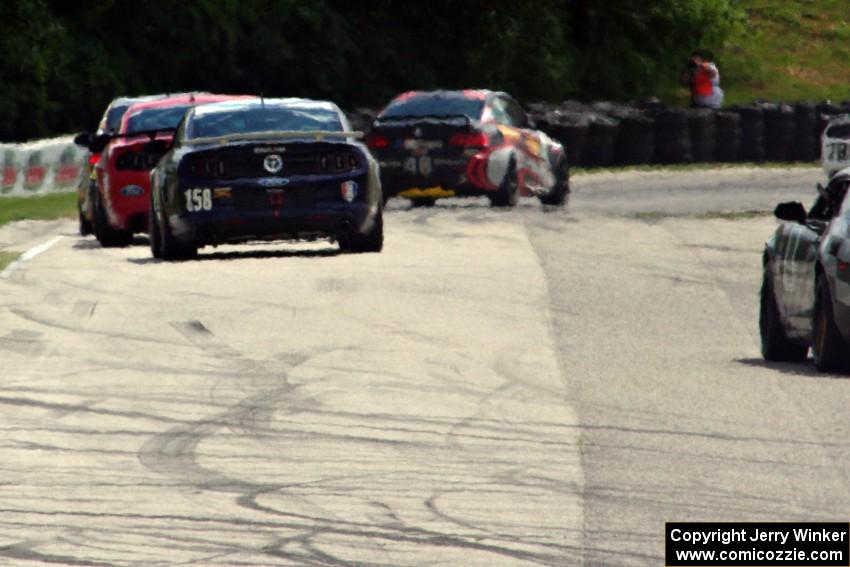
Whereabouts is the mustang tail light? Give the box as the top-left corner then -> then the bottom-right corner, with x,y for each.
366,134 -> 389,150
449,132 -> 489,147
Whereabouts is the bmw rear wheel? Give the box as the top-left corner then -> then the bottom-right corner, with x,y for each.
759,269 -> 807,362
539,156 -> 570,207
410,198 -> 436,208
489,159 -> 518,208
812,275 -> 849,373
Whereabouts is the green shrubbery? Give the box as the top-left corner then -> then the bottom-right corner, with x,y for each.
1,0 -> 743,141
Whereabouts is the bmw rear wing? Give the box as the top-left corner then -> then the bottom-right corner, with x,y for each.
372,114 -> 473,127
186,130 -> 365,146
822,114 -> 850,178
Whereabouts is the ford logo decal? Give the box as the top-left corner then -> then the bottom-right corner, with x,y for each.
263,154 -> 283,174
120,184 -> 144,197
258,177 -> 289,187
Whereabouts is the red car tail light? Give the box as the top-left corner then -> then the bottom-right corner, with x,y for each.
449,132 -> 488,147
366,133 -> 389,149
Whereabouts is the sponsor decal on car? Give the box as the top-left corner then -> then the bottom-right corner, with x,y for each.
258,177 -> 290,187
263,154 -> 284,174
340,180 -> 358,202
253,146 -> 287,154
398,187 -> 456,199
120,184 -> 144,197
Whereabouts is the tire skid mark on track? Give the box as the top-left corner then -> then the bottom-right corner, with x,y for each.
8,306 -> 195,349
71,300 -> 98,319
0,328 -> 45,356
139,318 -> 578,565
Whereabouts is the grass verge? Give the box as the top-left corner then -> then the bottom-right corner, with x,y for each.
721,0 -> 850,104
0,192 -> 77,228
0,251 -> 21,272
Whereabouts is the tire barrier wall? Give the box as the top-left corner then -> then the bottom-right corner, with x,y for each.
524,100 -> 848,168
1,136 -> 87,198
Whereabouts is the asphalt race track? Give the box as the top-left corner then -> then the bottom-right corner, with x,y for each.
2,166 -> 846,566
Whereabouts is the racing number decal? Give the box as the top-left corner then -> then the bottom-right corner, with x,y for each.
403,156 -> 433,177
185,188 -> 212,212
827,142 -> 849,162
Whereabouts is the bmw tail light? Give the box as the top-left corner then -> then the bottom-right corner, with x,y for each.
449,132 -> 488,147
366,134 -> 389,149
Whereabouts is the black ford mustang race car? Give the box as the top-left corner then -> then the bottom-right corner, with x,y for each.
761,167 -> 850,372
149,98 -> 383,260
366,89 -> 569,207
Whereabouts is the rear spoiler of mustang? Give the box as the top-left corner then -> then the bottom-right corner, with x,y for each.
186,130 -> 365,146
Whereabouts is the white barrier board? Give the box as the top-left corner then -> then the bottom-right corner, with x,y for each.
1,136 -> 87,197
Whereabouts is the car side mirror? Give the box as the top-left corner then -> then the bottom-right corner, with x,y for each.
144,139 -> 171,154
774,201 -> 807,224
73,132 -> 92,148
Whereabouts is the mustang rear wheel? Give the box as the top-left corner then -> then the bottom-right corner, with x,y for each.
759,269 -> 808,362
93,190 -> 132,248
812,276 -> 849,373
339,209 -> 383,253
148,206 -> 162,259
158,210 -> 197,261
489,160 -> 519,208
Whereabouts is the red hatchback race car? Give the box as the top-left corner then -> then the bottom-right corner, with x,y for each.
366,89 -> 569,207
77,93 -> 250,246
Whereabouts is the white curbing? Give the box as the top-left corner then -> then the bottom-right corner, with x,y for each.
0,235 -> 63,279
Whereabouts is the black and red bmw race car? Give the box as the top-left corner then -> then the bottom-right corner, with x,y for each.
366,89 -> 569,207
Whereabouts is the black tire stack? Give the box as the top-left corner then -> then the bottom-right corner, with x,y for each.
714,111 -> 742,162
761,102 -> 795,162
653,108 -> 693,164
688,109 -> 716,162
789,102 -> 817,162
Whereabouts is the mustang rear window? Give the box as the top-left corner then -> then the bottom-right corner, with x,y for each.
187,107 -> 344,139
380,95 -> 484,120
125,105 -> 192,135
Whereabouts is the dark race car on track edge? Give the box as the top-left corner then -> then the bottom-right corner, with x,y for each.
366,89 -> 569,208
761,167 -> 850,372
148,97 -> 383,260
